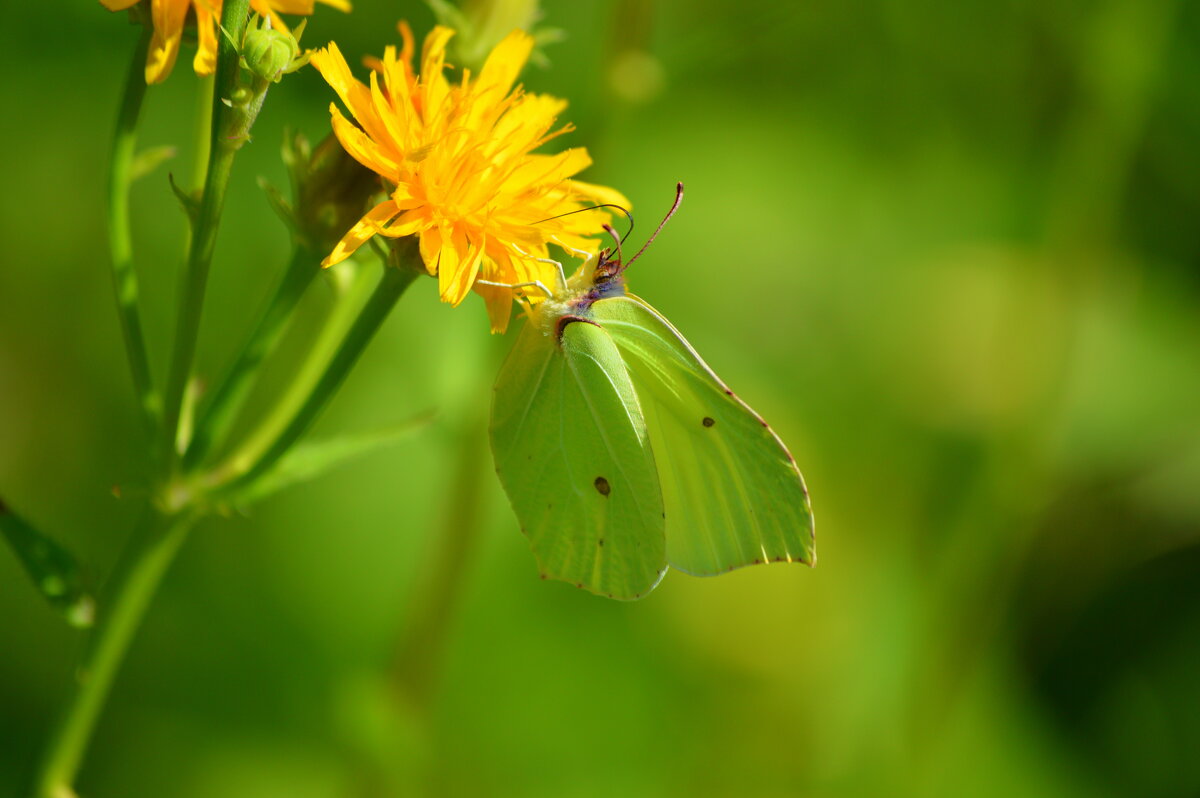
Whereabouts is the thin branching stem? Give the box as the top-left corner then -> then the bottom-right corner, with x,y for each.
184,245 -> 322,469
108,24 -> 159,438
31,5 -> 251,796
159,0 -> 252,472
216,263 -> 417,497
30,507 -> 193,798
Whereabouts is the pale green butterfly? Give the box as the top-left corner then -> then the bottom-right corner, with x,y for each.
486,184 -> 814,600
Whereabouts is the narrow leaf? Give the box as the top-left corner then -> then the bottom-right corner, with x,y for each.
130,145 -> 177,182
168,172 -> 200,222
233,412 -> 435,506
0,497 -> 95,628
258,175 -> 297,234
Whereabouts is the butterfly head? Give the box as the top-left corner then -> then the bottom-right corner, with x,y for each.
571,183 -> 685,312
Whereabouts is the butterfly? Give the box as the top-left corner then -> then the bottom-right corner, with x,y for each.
486,184 -> 814,599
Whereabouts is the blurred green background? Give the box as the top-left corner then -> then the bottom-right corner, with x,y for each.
3,1 -> 1200,796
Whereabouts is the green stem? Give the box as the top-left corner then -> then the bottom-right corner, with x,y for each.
212,261 -> 375,481
185,245 -> 322,469
159,0 -> 251,472
191,74 -> 215,191
217,264 -> 417,496
30,507 -> 194,798
108,25 -> 160,438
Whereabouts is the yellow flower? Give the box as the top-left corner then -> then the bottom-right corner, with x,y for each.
311,23 -> 629,332
100,0 -> 350,84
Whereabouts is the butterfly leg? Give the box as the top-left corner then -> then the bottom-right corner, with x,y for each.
475,278 -> 555,299
511,244 -> 569,293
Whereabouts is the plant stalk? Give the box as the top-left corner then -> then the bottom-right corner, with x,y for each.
217,263 -> 417,495
108,24 -> 159,438
184,245 -> 321,469
30,508 -> 193,798
159,0 -> 252,471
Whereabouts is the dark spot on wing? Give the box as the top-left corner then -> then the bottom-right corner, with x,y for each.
594,476 -> 611,496
598,539 -> 605,547
702,416 -> 715,427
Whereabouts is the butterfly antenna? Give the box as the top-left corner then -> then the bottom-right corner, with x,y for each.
603,223 -> 624,264
624,182 -> 683,269
533,203 -> 636,244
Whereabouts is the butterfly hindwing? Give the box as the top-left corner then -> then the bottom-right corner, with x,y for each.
490,317 -> 668,599
592,295 -> 815,575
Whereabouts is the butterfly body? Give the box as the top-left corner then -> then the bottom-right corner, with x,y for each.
490,197 -> 814,600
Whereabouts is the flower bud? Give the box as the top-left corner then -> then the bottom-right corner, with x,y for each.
242,16 -> 308,83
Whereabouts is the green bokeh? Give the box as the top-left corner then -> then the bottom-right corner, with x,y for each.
3,1 -> 1199,796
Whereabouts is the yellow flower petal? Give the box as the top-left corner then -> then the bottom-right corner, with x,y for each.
323,201 -> 401,267
312,45 -> 393,148
567,180 -> 632,210
475,29 -> 534,100
475,281 -> 514,334
145,0 -> 189,84
418,226 -> 442,277
328,103 -> 400,177
378,209 -> 426,238
440,228 -> 485,305
191,0 -> 218,76
257,0 -> 314,14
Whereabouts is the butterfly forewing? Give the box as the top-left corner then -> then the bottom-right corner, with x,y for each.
490,318 -> 668,599
592,295 -> 815,575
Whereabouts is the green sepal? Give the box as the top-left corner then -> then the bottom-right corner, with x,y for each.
129,145 -> 177,182
227,412 -> 435,507
0,498 -> 95,628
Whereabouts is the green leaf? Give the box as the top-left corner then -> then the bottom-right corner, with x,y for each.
0,497 -> 95,628
257,175 -> 297,235
129,145 -> 177,182
231,412 -> 435,506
